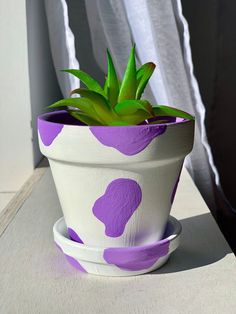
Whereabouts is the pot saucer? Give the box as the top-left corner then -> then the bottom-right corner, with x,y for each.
53,216 -> 182,277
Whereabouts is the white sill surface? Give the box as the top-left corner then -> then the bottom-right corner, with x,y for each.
0,167 -> 235,313
0,192 -> 15,214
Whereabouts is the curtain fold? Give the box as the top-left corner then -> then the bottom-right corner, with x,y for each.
44,0 -> 79,97
172,0 -> 217,208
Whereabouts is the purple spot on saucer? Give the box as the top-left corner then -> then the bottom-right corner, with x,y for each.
90,125 -> 166,155
65,255 -> 87,273
38,118 -> 63,146
68,227 -> 84,244
55,242 -> 86,273
92,178 -> 142,237
104,239 -> 170,271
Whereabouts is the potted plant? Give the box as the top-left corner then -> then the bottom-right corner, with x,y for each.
38,46 -> 194,276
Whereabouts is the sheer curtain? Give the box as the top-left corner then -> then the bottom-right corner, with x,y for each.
44,0 -> 222,212
44,0 -> 79,97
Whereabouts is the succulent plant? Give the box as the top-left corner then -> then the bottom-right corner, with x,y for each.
49,45 -> 194,125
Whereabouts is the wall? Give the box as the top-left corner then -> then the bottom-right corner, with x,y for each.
26,0 -> 62,167
0,0 -> 61,191
0,0 -> 33,191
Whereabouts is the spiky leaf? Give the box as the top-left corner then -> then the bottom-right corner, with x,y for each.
62,69 -> 106,97
109,121 -> 130,126
104,76 -> 109,96
69,110 -> 102,126
70,88 -> 118,124
48,97 -> 97,117
48,97 -> 105,123
153,105 -> 195,120
115,100 -> 154,116
136,62 -> 156,99
118,45 -> 137,102
119,110 -> 152,125
104,49 -> 119,106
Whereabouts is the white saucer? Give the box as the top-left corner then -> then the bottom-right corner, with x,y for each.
53,216 -> 182,277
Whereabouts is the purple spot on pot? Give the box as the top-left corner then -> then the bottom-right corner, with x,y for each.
67,227 -> 84,244
38,118 -> 63,146
104,239 -> 170,271
90,125 -> 166,155
92,178 -> 142,237
171,168 -> 182,204
65,255 -> 87,273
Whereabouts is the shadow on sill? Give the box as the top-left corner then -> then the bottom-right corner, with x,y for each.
150,212 -> 233,274
37,158 -> 49,168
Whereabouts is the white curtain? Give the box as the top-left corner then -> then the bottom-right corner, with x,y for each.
44,0 -> 79,97
44,0 -> 221,210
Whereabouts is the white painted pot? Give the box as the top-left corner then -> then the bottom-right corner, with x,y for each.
38,111 -> 194,254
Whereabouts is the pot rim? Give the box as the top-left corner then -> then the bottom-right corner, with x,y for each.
38,110 -> 193,129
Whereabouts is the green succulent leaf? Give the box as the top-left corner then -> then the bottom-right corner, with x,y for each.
70,88 -> 118,124
49,47 -> 194,126
119,110 -> 152,125
104,49 -> 119,106
115,99 -> 154,116
69,110 -> 102,126
118,45 -> 137,102
136,62 -> 156,99
49,98 -> 101,117
104,76 -> 109,96
62,69 -> 106,97
109,120 -> 130,126
48,97 -> 93,115
153,105 -> 195,120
